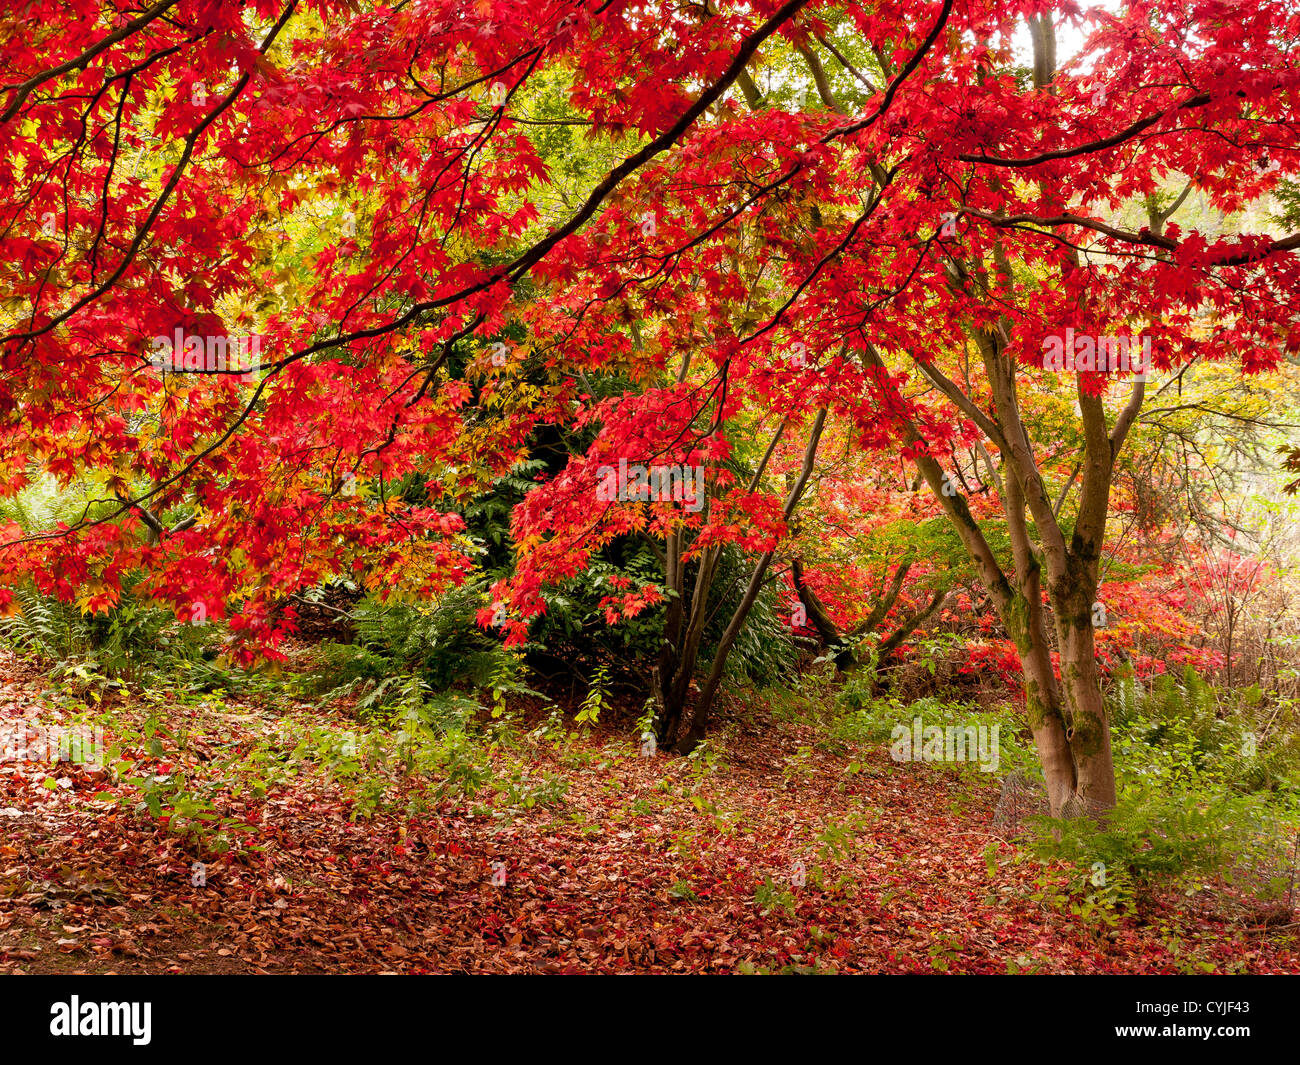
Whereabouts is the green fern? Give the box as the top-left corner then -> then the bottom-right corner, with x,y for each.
0,580 -> 204,683
0,585 -> 86,662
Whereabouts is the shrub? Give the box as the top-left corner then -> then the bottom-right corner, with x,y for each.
0,578 -> 212,686
1028,785 -> 1289,914
1107,663 -> 1300,797
340,581 -> 509,692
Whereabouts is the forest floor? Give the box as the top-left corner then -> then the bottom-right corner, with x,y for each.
2,646 -> 1298,974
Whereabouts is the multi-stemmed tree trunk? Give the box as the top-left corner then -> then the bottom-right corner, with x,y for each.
655,408 -> 827,753
792,555 -> 949,677
863,210 -> 1157,816
756,10 -> 1125,817
851,14 -> 1151,817
862,327 -> 1131,817
656,11 -> 1130,807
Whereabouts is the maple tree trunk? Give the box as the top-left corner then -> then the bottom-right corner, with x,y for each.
659,410 -> 827,754
792,556 -> 949,679
861,332 -> 1119,819
1000,579 -> 1079,818
675,545 -> 779,753
1057,608 -> 1118,813
999,446 -> 1087,818
655,544 -> 721,750
1046,534 -> 1119,813
996,379 -> 1122,817
791,558 -> 851,666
